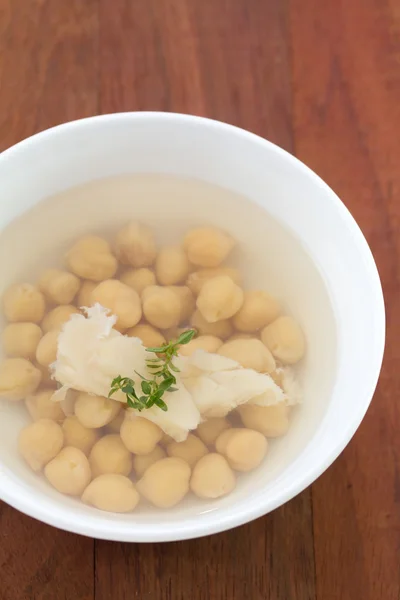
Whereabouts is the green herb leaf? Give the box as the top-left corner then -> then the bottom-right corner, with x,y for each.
109,329 -> 196,414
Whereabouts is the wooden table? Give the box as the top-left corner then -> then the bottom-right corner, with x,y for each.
0,1 -> 399,599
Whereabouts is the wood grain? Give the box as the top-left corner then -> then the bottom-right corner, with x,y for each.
291,1 -> 400,599
0,0 -> 399,598
0,1 -> 97,598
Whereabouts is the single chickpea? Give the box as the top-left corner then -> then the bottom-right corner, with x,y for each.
45,447 -> 91,496
41,305 -> 80,333
120,416 -> 163,455
120,268 -> 156,295
168,286 -> 196,324
35,330 -> 59,368
2,323 -> 42,359
18,419 -> 64,471
187,267 -> 241,296
25,388 -> 64,422
155,246 -> 191,286
90,279 -> 142,331
65,235 -> 118,281
261,316 -> 305,364
133,445 -> 166,478
183,227 -> 234,267
217,338 -> 276,373
179,335 -> 223,357
196,417 -> 232,447
82,474 -> 140,513
137,457 -> 191,508
74,392 -> 121,429
3,283 -> 46,323
166,434 -> 208,467
142,286 -> 181,329
76,281 -> 97,308
126,324 -> 166,348
216,428 -> 268,472
197,276 -> 244,323
233,290 -> 281,332
190,453 -> 236,499
62,416 -> 99,455
0,358 -> 41,401
38,268 -> 80,305
106,410 -> 125,434
190,310 -> 233,340
114,221 -> 157,267
238,403 -> 290,437
89,434 -> 132,478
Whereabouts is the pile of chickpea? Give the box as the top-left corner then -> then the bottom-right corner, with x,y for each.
0,222 -> 305,513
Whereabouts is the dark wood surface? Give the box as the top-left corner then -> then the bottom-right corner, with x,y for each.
0,1 -> 398,598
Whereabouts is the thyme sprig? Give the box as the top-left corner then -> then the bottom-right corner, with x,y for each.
108,329 -> 196,412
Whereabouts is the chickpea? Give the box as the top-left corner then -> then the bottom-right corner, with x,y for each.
155,246 -> 191,285
2,323 -> 42,359
3,283 -> 45,323
183,227 -> 234,267
74,392 -> 121,429
168,286 -> 195,324
114,221 -> 157,267
0,358 -> 41,401
196,417 -> 232,447
82,474 -> 140,513
62,416 -> 99,454
137,457 -> 191,508
25,389 -> 64,422
166,434 -> 208,467
36,330 -> 59,368
197,276 -> 244,323
126,324 -> 166,348
190,310 -> 233,340
133,445 -> 166,478
142,286 -> 181,329
179,335 -> 223,357
218,338 -> 275,374
106,410 -> 125,434
90,279 -> 142,331
264,317 -> 298,361
120,416 -> 163,455
18,419 -> 64,471
261,316 -> 305,364
77,280 -> 97,307
89,434 -> 132,478
233,291 -> 281,332
45,447 -> 91,496
38,268 -> 80,305
238,403 -> 290,437
190,453 -> 235,499
120,268 -> 156,295
215,428 -> 236,454
187,267 -> 241,296
216,428 -> 267,472
65,235 -> 118,281
42,305 -> 80,333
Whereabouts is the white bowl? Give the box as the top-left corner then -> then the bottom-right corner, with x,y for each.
0,113 -> 385,542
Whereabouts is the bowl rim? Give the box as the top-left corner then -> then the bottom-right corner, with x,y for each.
0,112 -> 385,542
